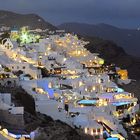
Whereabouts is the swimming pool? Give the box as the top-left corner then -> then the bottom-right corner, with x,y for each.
77,100 -> 97,105
112,101 -> 131,106
107,138 -> 119,140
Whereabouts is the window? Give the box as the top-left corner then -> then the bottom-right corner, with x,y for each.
23,66 -> 25,69
17,66 -> 19,69
97,129 -> 100,133
93,129 -> 96,133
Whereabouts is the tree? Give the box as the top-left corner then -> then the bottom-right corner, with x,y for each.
17,38 -> 21,44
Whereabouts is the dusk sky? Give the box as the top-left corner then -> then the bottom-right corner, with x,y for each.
0,0 -> 140,28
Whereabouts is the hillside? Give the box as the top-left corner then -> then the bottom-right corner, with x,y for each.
83,36 -> 140,101
83,36 -> 140,80
0,86 -> 92,140
58,23 -> 140,57
0,10 -> 56,30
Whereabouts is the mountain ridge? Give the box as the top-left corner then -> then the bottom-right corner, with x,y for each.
0,10 -> 56,30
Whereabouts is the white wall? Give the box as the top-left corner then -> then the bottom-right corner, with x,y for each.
9,107 -> 24,115
0,94 -> 11,105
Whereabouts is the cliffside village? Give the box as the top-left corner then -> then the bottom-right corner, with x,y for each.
0,26 -> 139,140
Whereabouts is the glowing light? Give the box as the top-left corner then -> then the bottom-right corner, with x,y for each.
63,58 -> 67,61
79,81 -> 83,87
36,35 -> 40,39
92,86 -> 96,90
131,118 -> 136,125
99,59 -> 104,65
2,129 -> 8,135
117,69 -> 128,80
95,130 -> 98,135
48,82 -> 52,88
85,128 -> 87,134
100,130 -> 103,135
91,130 -> 94,135
21,33 -> 28,40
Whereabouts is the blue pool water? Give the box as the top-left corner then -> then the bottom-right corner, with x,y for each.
78,100 -> 97,105
112,101 -> 130,106
107,138 -> 119,140
116,88 -> 124,92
